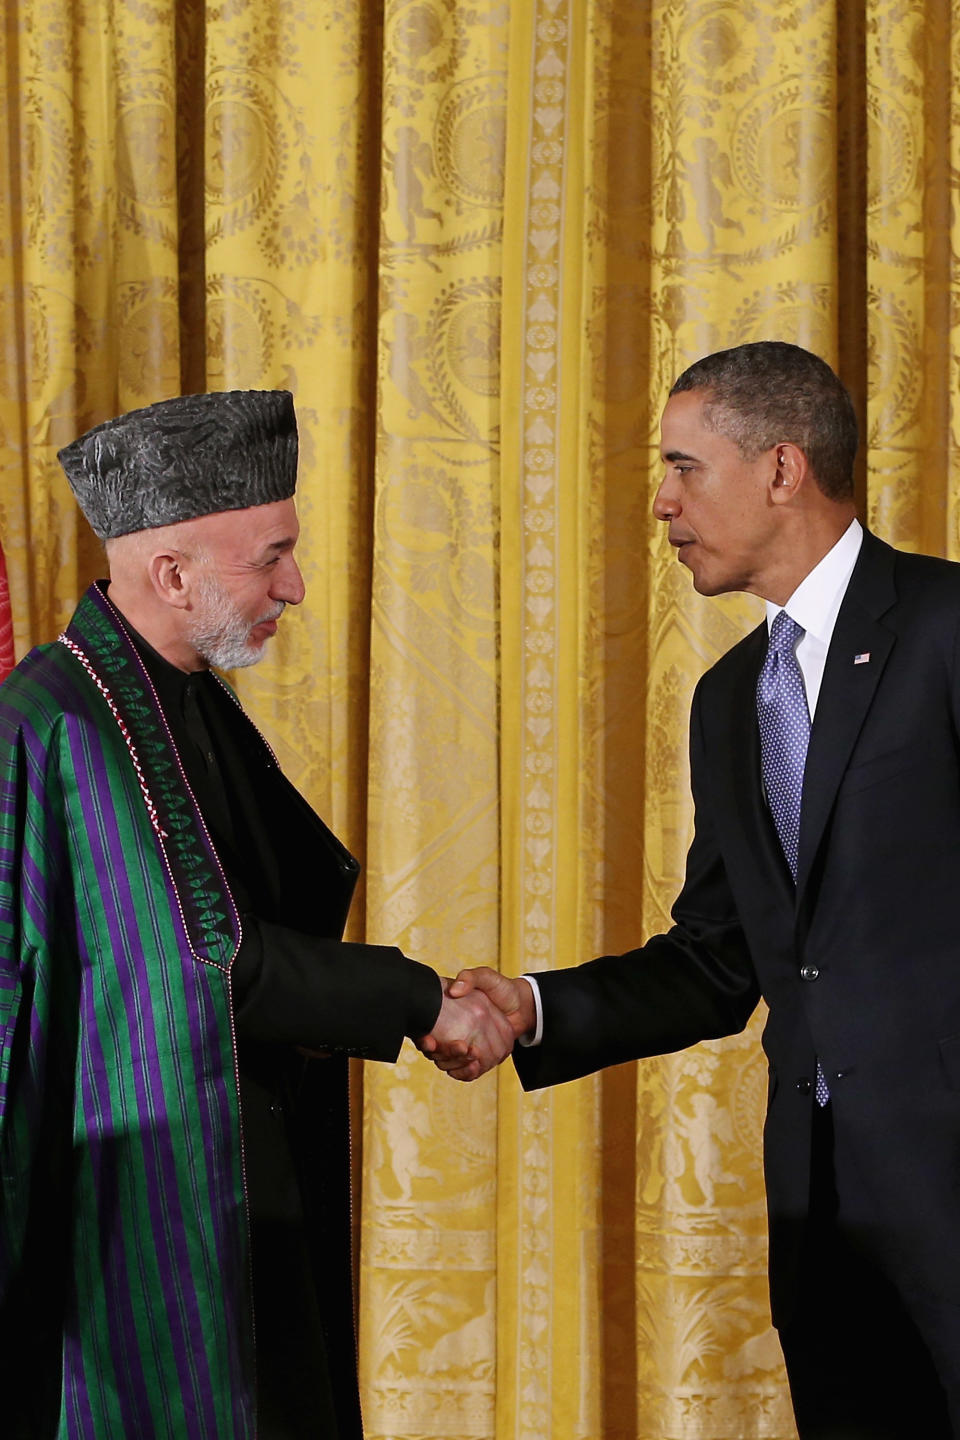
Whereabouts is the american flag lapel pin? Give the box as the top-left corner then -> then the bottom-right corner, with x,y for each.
854,652 -> 871,665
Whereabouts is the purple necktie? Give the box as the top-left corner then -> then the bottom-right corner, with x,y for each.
757,611 -> 829,1105
757,611 -> 809,880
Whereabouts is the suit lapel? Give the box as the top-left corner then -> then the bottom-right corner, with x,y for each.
795,531 -> 898,899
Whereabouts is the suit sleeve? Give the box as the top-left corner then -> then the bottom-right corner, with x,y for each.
231,916 -> 443,1062
514,680 -> 761,1089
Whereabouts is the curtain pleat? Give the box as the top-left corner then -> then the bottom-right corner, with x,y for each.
358,6 -> 507,1435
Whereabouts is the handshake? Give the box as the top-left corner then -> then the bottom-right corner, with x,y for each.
417,969 -> 537,1081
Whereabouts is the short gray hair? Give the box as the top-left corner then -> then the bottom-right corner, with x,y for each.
670,341 -> 857,501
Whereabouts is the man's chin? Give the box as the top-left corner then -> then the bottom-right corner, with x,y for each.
681,558 -> 722,598
200,639 -> 266,669
231,647 -> 265,669
676,548 -> 705,592
689,576 -> 729,597
689,572 -> 741,599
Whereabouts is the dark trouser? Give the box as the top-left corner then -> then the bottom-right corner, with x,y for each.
242,1063 -> 341,1440
252,1216 -> 340,1440
779,1101 -> 960,1439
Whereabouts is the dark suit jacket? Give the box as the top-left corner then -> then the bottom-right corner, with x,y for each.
515,530 -> 960,1325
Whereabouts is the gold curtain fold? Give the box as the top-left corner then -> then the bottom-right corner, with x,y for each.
358,6 -> 508,1433
3,1 -> 959,1436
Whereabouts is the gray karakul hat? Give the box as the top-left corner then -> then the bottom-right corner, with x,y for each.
58,389 -> 298,540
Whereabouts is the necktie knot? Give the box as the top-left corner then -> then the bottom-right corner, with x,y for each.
757,611 -> 805,706
770,609 -> 804,651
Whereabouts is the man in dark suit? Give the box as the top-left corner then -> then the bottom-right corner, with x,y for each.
432,342 -> 960,1436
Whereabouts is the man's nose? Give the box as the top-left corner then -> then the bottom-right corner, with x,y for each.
652,476 -> 680,522
274,556 -> 306,605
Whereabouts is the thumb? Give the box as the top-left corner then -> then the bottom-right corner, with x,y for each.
447,965 -> 499,997
450,966 -> 519,1014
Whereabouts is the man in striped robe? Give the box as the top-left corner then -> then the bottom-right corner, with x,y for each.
0,390 -> 511,1438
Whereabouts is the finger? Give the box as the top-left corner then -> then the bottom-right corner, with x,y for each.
446,1059 -> 483,1082
463,1032 -> 512,1068
440,1046 -> 478,1066
431,1040 -> 471,1061
454,966 -> 500,994
431,1047 -> 476,1072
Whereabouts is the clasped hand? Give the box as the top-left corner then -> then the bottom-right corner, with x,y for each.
416,969 -> 535,1081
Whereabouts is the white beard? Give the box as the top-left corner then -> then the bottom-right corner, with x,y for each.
187,572 -> 284,669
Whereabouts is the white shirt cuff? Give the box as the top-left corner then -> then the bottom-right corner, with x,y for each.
518,974 -> 544,1046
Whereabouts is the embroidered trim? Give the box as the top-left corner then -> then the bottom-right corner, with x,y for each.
57,632 -> 168,839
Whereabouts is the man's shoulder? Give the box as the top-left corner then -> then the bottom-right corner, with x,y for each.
0,639 -> 79,723
864,531 -> 960,616
0,587 -> 121,736
884,538 -> 960,583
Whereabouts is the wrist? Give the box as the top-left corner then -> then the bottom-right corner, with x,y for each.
515,977 -> 537,1038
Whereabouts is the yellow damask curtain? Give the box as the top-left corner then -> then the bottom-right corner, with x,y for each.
2,1 -> 957,1437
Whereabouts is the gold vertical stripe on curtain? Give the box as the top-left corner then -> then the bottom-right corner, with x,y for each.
359,6 -> 507,1437
499,2 -> 604,1438
949,9 -> 960,561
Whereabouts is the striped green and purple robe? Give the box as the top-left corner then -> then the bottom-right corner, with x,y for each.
0,582 -> 356,1437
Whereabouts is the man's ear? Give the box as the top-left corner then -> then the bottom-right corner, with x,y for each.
147,550 -> 193,610
769,442 -> 808,505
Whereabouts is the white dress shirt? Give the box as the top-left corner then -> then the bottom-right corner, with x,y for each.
521,518 -> 864,1047
768,517 -> 863,718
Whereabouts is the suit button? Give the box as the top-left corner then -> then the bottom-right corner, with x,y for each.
796,1077 -> 812,1095
799,964 -> 820,981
